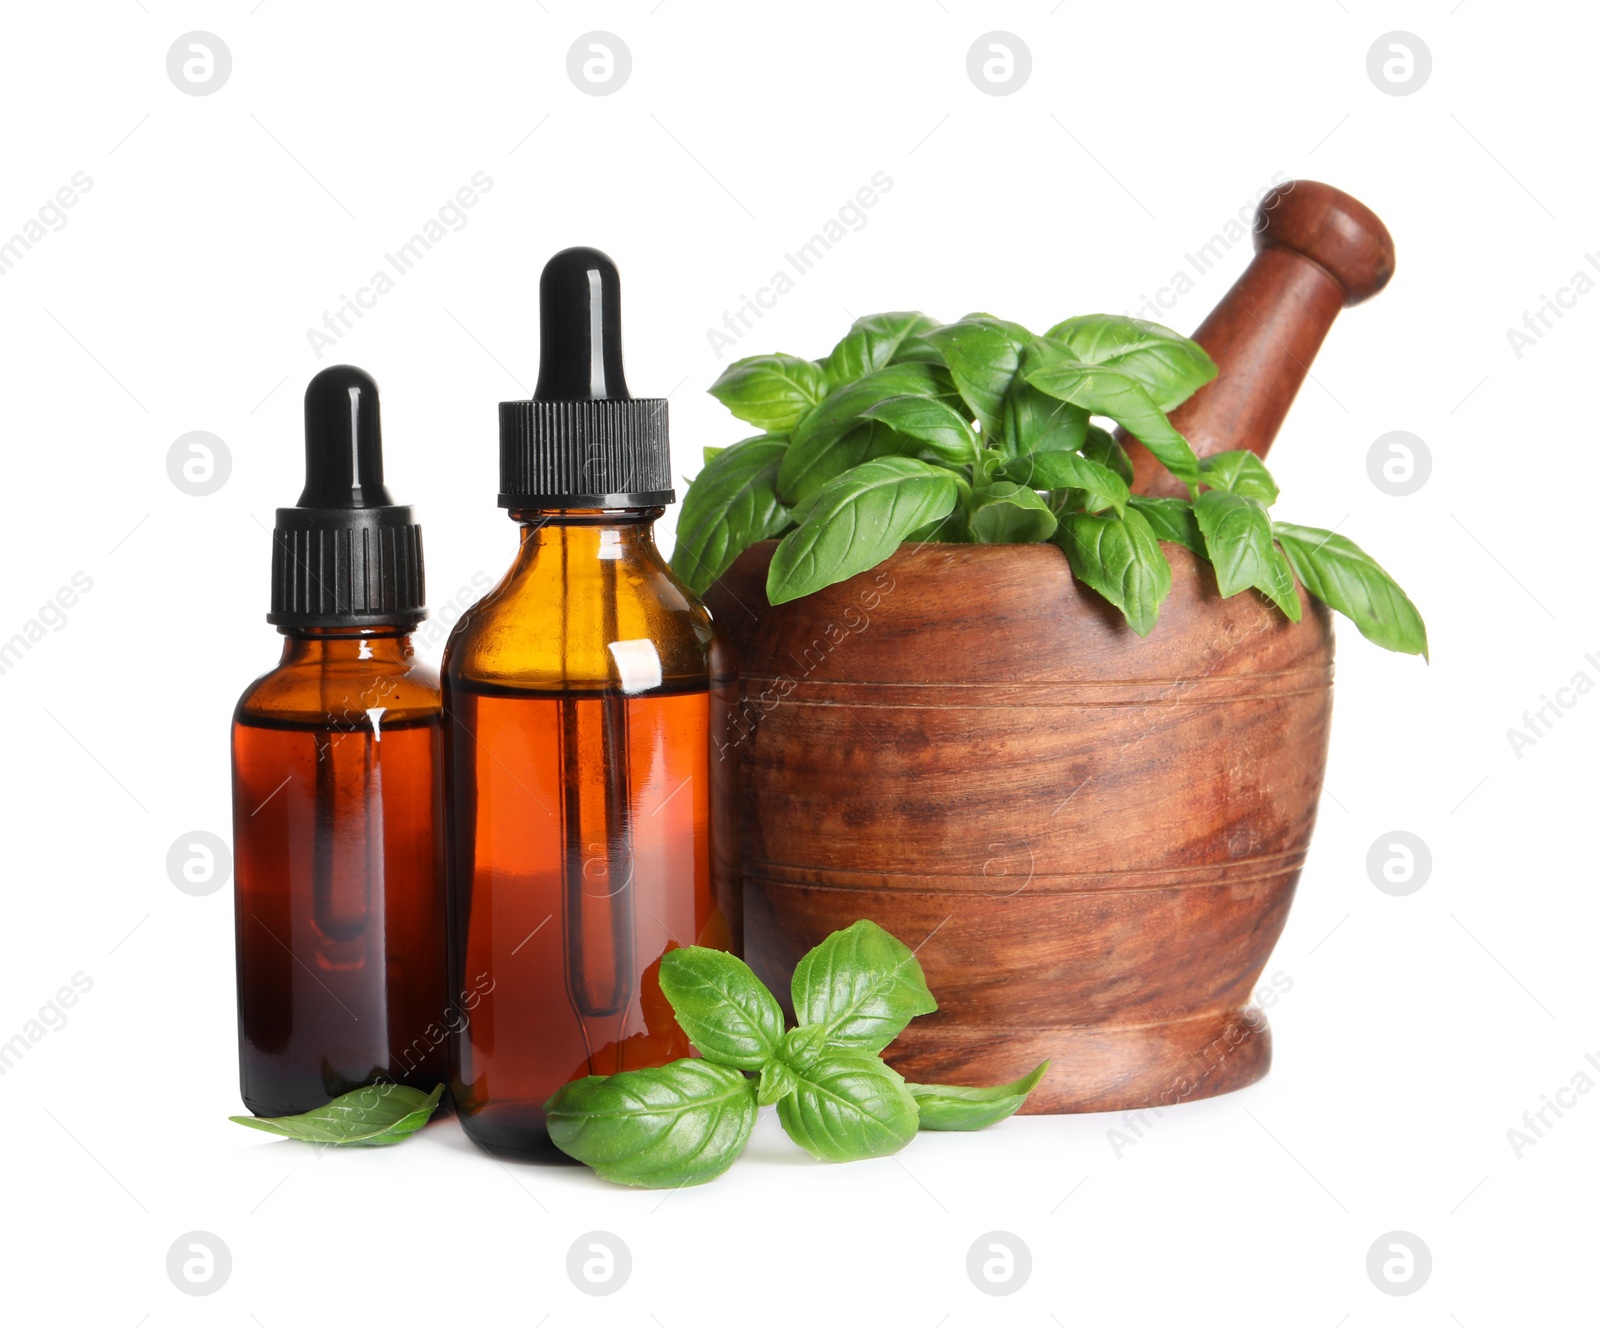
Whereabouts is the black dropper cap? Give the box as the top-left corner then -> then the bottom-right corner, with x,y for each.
498,247 -> 673,508
268,366 -> 426,628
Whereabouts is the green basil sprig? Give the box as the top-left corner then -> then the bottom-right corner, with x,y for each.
544,920 -> 1049,1188
676,310 -> 1426,655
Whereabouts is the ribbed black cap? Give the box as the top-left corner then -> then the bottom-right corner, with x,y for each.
498,247 -> 673,508
268,366 -> 426,628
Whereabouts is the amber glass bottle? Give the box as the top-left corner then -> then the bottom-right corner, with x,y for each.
444,248 -> 720,1157
231,366 -> 448,1117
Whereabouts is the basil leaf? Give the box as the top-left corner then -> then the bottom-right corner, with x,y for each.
1128,495 -> 1205,557
757,1059 -> 798,1107
967,480 -> 1058,543
657,945 -> 785,1070
888,332 -> 946,365
1055,507 -> 1172,637
230,1082 -> 443,1146
924,316 -> 1029,434
1024,343 -> 1200,484
544,1059 -> 758,1188
1000,382 -> 1089,459
776,1054 -> 920,1162
671,436 -> 791,593
822,312 -> 939,387
792,445 -> 958,538
1265,549 -> 1302,621
784,420 -> 922,504
703,445 -> 727,465
959,313 -> 1032,341
1194,490 -> 1300,621
709,353 -> 829,433
767,458 -> 960,605
780,363 -> 953,501
859,393 -> 978,464
790,918 -> 937,1053
1200,450 -> 1279,504
908,1060 -> 1050,1131
1042,314 -> 1217,411
1081,424 -> 1134,484
1274,522 -> 1429,657
779,1022 -> 829,1071
1002,451 -> 1128,515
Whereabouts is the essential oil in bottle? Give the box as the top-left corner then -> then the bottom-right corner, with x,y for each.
231,366 -> 448,1117
444,247 -> 722,1158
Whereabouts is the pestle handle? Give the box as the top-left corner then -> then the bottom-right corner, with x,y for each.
1122,179 -> 1396,497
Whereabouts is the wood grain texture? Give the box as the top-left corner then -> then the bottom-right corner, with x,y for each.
706,542 -> 1334,1114
1123,179 -> 1396,496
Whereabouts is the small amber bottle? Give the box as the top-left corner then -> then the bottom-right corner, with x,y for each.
444,248 -> 720,1157
231,366 -> 448,1117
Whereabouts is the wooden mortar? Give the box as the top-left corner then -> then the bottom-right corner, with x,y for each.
705,181 -> 1395,1113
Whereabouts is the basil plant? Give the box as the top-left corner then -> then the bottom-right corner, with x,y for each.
670,312 -> 1424,655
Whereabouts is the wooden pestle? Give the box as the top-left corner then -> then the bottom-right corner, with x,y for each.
1121,179 -> 1396,497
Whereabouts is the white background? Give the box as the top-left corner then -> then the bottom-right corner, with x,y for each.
1,1 -> 1593,1323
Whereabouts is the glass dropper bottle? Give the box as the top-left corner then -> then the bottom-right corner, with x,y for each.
443,247 -> 722,1158
230,366 -> 448,1117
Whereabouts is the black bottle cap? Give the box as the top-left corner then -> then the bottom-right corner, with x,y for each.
268,366 -> 426,628
498,247 -> 673,509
